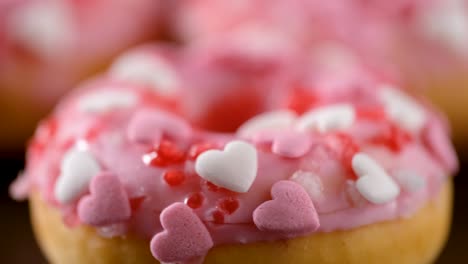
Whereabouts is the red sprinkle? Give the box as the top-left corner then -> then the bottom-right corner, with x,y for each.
204,181 -> 236,195
157,140 -> 186,163
29,117 -> 59,155
85,122 -> 105,141
140,89 -> 178,110
144,140 -> 186,167
28,138 -> 45,156
371,123 -> 412,152
185,192 -> 205,209
217,197 -> 239,215
211,210 -> 225,224
44,117 -> 59,138
129,197 -> 146,211
188,143 -> 217,160
286,87 -> 319,115
205,181 -> 221,192
163,170 -> 186,186
356,106 -> 386,121
143,151 -> 166,167
334,133 -> 360,179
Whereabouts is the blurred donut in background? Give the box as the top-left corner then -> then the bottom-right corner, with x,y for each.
175,0 -> 468,146
395,0 -> 468,146
313,0 -> 468,145
0,0 -> 166,152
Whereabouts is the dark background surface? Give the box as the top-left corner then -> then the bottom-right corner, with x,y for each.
0,148 -> 467,264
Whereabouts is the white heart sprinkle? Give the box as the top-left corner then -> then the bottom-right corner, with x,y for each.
290,170 -> 324,202
379,85 -> 426,133
295,104 -> 356,133
78,90 -> 138,113
352,153 -> 400,204
237,110 -> 297,138
393,169 -> 426,193
6,1 -> 73,56
54,147 -> 101,204
109,53 -> 179,96
195,141 -> 258,193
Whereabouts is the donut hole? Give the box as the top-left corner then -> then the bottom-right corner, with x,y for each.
186,87 -> 270,133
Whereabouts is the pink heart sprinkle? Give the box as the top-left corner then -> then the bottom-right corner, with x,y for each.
253,180 -> 320,237
251,130 -> 312,158
272,131 -> 311,158
127,109 -> 191,145
77,172 -> 131,226
150,203 -> 213,263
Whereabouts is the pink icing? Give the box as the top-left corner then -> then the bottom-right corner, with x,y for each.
423,118 -> 459,172
150,203 -> 213,263
271,131 -> 312,158
253,180 -> 320,237
16,45 -> 457,263
127,109 -> 192,145
77,172 -> 131,226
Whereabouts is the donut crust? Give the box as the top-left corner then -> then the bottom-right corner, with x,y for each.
30,181 -> 452,264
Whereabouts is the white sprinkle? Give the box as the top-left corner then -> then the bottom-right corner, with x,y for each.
237,110 -> 297,138
352,153 -> 400,204
78,90 -> 138,113
393,169 -> 426,193
420,0 -> 468,55
6,1 -> 74,56
379,85 -> 426,133
290,170 -> 324,202
195,141 -> 257,193
295,104 -> 356,133
109,53 -> 180,96
54,147 -> 101,204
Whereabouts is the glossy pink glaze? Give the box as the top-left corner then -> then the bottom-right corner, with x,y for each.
13,46 -> 457,263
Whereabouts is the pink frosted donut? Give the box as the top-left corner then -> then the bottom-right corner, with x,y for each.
12,45 -> 457,264
173,0 -> 405,85
0,0 -> 163,150
175,0 -> 468,147
174,0 -> 467,80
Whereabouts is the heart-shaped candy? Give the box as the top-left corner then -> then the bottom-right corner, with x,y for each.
195,140 -> 257,193
352,153 -> 400,204
150,203 -> 213,263
379,85 -> 426,133
77,172 -> 131,226
54,147 -> 101,204
78,90 -> 138,113
109,51 -> 180,96
271,131 -> 311,158
253,181 -> 320,236
295,104 -> 356,133
237,110 -> 297,138
127,109 -> 191,145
